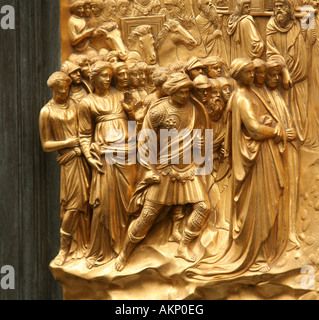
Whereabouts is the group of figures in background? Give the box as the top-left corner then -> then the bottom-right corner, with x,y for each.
40,0 -> 319,281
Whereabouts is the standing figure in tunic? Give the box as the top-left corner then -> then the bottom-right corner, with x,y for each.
39,72 -> 91,266
78,61 -> 136,268
115,73 -> 212,271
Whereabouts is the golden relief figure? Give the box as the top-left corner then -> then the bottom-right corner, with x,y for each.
42,0 -> 319,300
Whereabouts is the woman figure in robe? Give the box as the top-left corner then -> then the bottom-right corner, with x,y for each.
78,61 -> 136,269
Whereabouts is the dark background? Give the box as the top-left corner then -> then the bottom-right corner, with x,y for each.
0,0 -> 63,300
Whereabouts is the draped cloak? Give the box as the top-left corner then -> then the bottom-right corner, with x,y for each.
308,14 -> 319,143
45,99 -> 91,260
252,85 -> 300,249
185,88 -> 286,281
227,14 -> 264,61
266,16 -> 317,146
196,13 -> 228,65
78,88 -> 136,264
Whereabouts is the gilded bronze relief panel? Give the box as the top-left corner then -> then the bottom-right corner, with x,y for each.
41,0 -> 319,300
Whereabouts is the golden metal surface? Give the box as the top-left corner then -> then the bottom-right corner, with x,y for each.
41,0 -> 319,299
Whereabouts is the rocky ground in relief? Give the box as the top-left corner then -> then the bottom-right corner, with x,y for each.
51,146 -> 319,300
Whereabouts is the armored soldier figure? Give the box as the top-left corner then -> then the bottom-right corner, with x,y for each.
115,72 -> 212,271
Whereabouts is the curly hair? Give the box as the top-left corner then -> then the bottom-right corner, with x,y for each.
90,61 -> 114,89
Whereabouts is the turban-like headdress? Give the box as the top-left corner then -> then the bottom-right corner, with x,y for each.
193,74 -> 211,89
163,72 -> 193,95
230,58 -> 253,80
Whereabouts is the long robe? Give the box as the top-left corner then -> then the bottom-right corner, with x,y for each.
196,13 -> 228,65
44,99 -> 91,260
186,87 -> 286,281
266,16 -> 317,147
308,13 -> 319,143
227,14 -> 264,61
252,85 -> 300,250
78,88 -> 136,265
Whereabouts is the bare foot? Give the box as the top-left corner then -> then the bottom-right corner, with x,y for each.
175,246 -> 197,262
86,257 -> 97,269
249,262 -> 270,273
54,252 -> 67,266
115,254 -> 127,272
260,264 -> 271,273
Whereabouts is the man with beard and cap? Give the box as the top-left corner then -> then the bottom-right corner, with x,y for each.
196,0 -> 228,64
266,0 -> 317,147
114,72 -> 212,271
196,76 -> 230,231
191,74 -> 229,230
207,78 -> 225,123
192,74 -> 211,110
227,0 -> 264,61
61,60 -> 91,103
264,59 -> 300,250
